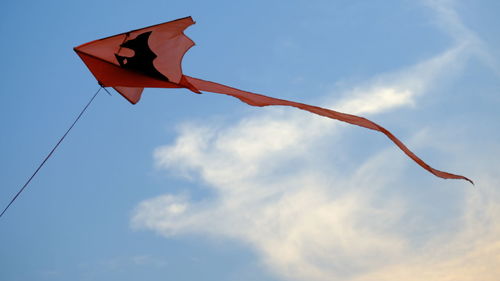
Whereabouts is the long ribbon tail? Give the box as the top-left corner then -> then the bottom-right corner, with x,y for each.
183,76 -> 473,185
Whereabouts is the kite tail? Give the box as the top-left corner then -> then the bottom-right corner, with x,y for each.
184,75 -> 473,185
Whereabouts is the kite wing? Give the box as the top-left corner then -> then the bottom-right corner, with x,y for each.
74,16 -> 198,103
74,17 -> 472,184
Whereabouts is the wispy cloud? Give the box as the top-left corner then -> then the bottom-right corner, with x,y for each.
423,0 -> 500,75
131,1 -> 499,280
333,44 -> 465,115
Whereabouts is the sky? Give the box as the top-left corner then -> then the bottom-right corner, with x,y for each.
1,0 -> 499,280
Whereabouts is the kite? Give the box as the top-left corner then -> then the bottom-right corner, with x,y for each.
73,16 -> 472,184
1,17 -> 473,219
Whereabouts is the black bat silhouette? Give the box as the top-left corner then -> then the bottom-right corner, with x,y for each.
115,31 -> 169,81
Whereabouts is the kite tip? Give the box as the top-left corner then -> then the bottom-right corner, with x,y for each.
464,177 -> 474,186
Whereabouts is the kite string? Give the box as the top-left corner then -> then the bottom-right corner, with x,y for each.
0,86 -> 103,218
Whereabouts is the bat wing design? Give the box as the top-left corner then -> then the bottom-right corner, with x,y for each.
74,16 -> 197,103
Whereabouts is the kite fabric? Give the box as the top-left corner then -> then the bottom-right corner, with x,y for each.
74,16 -> 472,184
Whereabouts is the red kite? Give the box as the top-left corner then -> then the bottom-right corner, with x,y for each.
74,16 -> 472,184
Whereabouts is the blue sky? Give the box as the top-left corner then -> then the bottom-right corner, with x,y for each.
1,0 -> 499,280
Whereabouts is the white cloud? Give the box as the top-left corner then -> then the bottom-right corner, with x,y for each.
131,1 -> 499,281
134,127 -> 500,281
333,44 -> 466,115
423,0 -> 500,75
